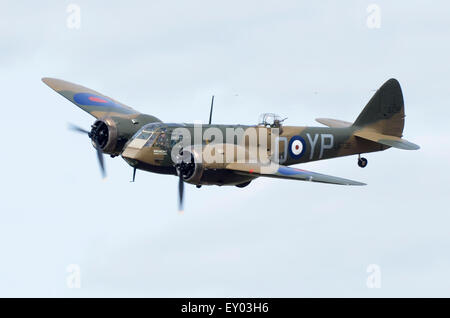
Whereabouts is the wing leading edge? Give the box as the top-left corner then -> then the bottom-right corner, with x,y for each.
226,162 -> 366,186
42,77 -> 141,119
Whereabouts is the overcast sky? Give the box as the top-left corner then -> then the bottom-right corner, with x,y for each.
0,0 -> 449,297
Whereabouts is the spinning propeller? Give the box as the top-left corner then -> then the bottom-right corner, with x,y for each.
174,152 -> 196,212
68,123 -> 106,178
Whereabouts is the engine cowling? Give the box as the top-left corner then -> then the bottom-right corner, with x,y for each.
89,118 -> 119,155
175,147 -> 204,185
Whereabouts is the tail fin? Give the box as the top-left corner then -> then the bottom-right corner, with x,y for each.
353,78 -> 420,150
353,78 -> 405,137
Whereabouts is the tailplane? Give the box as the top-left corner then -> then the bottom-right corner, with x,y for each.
353,130 -> 420,150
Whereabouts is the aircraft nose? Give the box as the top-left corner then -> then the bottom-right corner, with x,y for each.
121,146 -> 141,160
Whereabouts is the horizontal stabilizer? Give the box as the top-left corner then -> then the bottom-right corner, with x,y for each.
316,118 -> 352,128
354,130 -> 420,150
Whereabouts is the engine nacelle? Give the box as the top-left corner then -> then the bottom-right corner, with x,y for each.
90,118 -> 120,155
175,147 -> 204,185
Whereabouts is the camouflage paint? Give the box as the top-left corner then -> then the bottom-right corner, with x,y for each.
42,77 -> 419,187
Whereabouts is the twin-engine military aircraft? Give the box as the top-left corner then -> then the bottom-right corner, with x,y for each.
42,78 -> 419,210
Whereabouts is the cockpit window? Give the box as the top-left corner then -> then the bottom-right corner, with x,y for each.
136,131 -> 152,140
144,133 -> 157,147
141,122 -> 164,131
154,130 -> 170,148
129,123 -> 176,149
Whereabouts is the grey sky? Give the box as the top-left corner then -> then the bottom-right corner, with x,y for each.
0,0 -> 449,296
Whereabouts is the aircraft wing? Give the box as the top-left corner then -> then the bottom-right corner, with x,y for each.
226,162 -> 366,186
42,77 -> 141,119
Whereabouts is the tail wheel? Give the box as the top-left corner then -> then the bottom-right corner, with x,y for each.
358,156 -> 368,168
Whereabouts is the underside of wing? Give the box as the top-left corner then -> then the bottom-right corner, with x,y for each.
226,162 -> 365,186
354,130 -> 420,150
42,77 -> 141,119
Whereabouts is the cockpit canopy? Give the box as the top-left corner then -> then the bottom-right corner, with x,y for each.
128,122 -> 179,150
258,113 -> 286,127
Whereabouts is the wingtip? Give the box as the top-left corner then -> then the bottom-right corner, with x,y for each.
41,77 -> 65,87
402,141 -> 421,150
41,77 -> 55,86
345,180 -> 366,186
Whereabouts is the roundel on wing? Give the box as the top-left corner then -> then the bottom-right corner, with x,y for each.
289,136 -> 306,159
73,93 -> 119,107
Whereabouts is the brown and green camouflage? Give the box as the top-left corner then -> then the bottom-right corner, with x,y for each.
42,77 -> 419,188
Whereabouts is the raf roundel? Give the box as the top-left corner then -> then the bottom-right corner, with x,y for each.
291,139 -> 303,155
73,92 -> 119,108
289,136 -> 306,159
